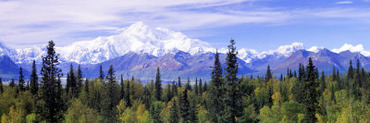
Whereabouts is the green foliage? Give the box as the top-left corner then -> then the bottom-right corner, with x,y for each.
150,101 -> 164,123
38,40 -> 64,122
30,60 -> 38,95
65,99 -> 98,123
0,40 -> 368,123
155,67 -> 162,101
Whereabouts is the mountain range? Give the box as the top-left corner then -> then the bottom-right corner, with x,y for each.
0,22 -> 370,81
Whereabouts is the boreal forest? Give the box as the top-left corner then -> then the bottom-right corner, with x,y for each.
0,40 -> 369,123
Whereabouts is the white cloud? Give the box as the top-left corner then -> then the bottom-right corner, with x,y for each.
335,1 -> 353,4
1,0 -> 370,49
2,0 -> 281,48
331,44 -> 370,56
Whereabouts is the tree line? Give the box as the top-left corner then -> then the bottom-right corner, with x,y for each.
0,40 -> 369,123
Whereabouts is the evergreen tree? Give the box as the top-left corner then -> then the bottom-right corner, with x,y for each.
155,67 -> 162,101
39,41 -> 64,122
125,80 -> 131,107
18,67 -> 25,91
195,77 -> 198,95
178,76 -> 181,87
180,84 -> 191,122
69,64 -> 78,98
149,101 -> 163,123
76,65 -> 82,94
84,78 -> 89,98
169,99 -> 179,123
336,70 -> 341,89
30,60 -> 38,95
209,50 -> 224,122
9,78 -> 15,88
222,39 -> 242,122
99,65 -> 104,80
320,71 -> 326,94
187,77 -> 191,90
293,63 -> 306,103
143,86 -> 151,109
348,60 -> 354,80
303,57 -> 319,123
353,59 -> 362,100
25,81 -> 30,90
55,74 -> 64,116
294,70 -> 297,78
203,82 -> 207,92
166,84 -> 172,102
199,78 -> 203,95
331,85 -> 336,104
265,65 -> 272,82
172,81 -> 178,96
101,65 -> 119,123
120,75 -> 125,100
0,78 -> 3,94
332,66 -> 336,81
320,71 -> 327,115
280,74 -> 283,81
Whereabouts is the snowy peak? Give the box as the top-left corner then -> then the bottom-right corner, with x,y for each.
274,42 -> 305,57
331,44 -> 370,57
308,46 -> 324,53
0,41 -> 16,56
57,22 -> 214,64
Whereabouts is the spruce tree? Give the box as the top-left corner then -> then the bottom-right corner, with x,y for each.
120,75 -> 125,100
195,77 -> 198,95
293,63 -> 305,103
348,60 -> 354,79
199,78 -> 203,95
9,78 -> 15,88
180,84 -> 191,122
101,65 -> 119,122
84,78 -> 89,97
332,66 -> 336,81
303,57 -> 319,123
166,84 -> 172,102
18,67 -> 25,91
172,80 -> 178,96
178,76 -> 181,87
223,39 -> 242,122
143,86 -> 151,109
210,50 -> 223,122
353,59 -> 362,100
99,65 -> 104,79
76,65 -> 82,94
39,41 -> 63,122
187,77 -> 191,90
331,85 -> 336,104
320,71 -> 327,115
265,65 -> 272,82
125,79 -> 131,107
169,99 -> 179,123
203,82 -> 207,92
30,60 -> 38,95
69,64 -> 77,98
155,67 -> 162,101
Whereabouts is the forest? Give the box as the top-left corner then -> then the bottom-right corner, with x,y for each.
0,40 -> 369,123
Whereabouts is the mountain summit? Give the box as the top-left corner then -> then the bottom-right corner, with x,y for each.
57,22 -> 214,64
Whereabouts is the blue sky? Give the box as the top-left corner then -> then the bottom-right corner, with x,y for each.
0,0 -> 370,52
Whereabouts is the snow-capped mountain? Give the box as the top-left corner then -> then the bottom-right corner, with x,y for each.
57,22 -> 214,64
331,44 -> 370,57
1,22 -> 370,71
235,42 -> 305,64
0,22 -> 215,64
